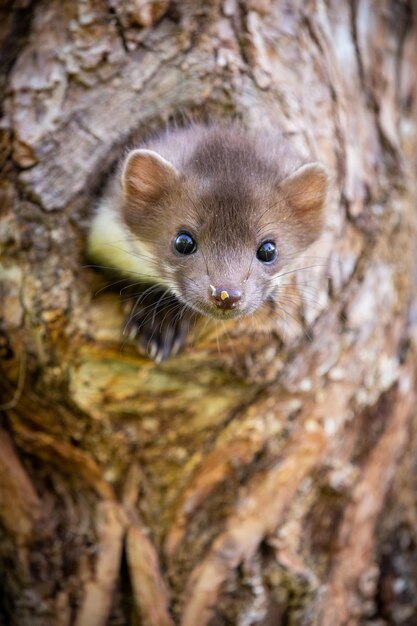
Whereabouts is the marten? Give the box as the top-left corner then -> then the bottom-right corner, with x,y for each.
88,122 -> 328,362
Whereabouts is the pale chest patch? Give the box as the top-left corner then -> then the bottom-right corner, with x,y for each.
87,200 -> 162,284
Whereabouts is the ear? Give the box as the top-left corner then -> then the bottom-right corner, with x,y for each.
281,162 -> 328,215
122,149 -> 179,204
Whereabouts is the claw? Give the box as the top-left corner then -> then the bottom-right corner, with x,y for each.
149,342 -> 158,360
123,290 -> 194,362
155,350 -> 165,364
171,337 -> 183,356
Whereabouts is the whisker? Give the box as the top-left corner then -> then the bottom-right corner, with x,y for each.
141,296 -> 178,330
276,284 -> 328,301
184,276 -> 200,290
277,294 -> 325,314
144,300 -> 185,357
123,291 -> 176,336
92,239 -> 161,266
158,302 -> 184,332
245,250 -> 255,283
194,314 -> 211,348
277,289 -> 327,303
276,304 -> 313,341
273,264 -> 329,281
123,285 -> 167,332
278,280 -> 326,287
93,277 -> 133,297
119,281 -> 156,296
221,321 -> 237,362
215,321 -> 222,357
121,283 -> 162,301
281,253 -> 329,261
83,263 -> 163,281
171,305 -> 185,329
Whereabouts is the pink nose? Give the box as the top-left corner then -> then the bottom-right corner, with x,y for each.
209,286 -> 242,310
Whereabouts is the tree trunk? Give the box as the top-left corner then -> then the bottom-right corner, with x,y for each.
1,1 -> 417,625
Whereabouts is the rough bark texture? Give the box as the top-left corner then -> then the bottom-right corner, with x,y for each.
1,1 -> 417,625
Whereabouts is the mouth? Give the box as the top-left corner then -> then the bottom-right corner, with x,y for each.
186,301 -> 253,320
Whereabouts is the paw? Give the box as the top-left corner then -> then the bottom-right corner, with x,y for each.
124,289 -> 194,362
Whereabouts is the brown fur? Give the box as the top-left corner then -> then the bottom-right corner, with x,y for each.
90,122 -> 329,361
121,122 -> 329,320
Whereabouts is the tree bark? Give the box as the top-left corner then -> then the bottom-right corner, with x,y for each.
1,1 -> 417,625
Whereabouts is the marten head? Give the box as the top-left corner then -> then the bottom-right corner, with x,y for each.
121,127 -> 329,320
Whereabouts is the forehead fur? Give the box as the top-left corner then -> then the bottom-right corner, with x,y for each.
180,127 -> 285,241
121,122 -> 325,258
185,125 -> 288,185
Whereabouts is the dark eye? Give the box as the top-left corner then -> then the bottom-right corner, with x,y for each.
256,241 -> 277,264
174,232 -> 197,255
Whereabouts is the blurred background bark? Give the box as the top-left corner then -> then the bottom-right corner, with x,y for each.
1,1 -> 417,625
